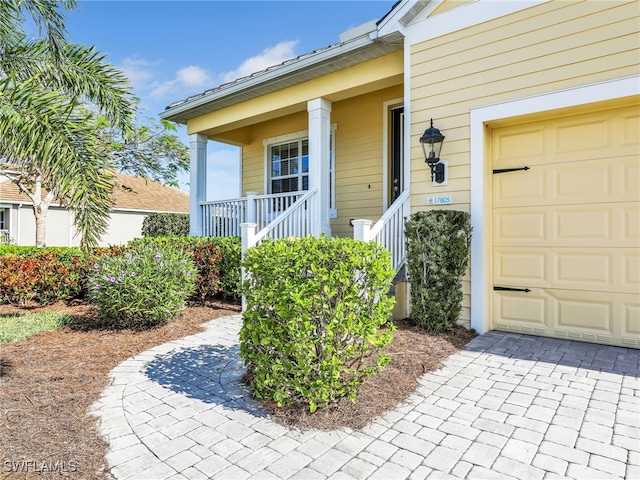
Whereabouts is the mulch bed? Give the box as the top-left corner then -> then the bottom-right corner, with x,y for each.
0,302 -> 476,479
259,319 -> 477,431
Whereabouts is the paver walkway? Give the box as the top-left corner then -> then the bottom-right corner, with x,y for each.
92,314 -> 640,480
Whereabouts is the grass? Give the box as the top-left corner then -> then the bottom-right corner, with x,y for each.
0,310 -> 75,342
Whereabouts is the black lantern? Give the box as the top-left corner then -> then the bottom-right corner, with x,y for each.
420,119 -> 446,183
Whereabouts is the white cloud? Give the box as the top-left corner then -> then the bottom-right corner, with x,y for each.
150,65 -> 213,99
222,40 -> 298,83
118,57 -> 155,90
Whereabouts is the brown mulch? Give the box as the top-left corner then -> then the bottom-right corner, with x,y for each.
259,319 -> 477,431
0,301 -> 240,480
0,303 -> 476,480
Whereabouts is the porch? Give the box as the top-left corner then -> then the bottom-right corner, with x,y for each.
200,188 -> 410,274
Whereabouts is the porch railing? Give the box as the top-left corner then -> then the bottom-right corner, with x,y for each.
352,190 -> 410,273
201,191 -> 310,238
0,229 -> 10,245
241,188 -> 318,249
202,198 -> 247,237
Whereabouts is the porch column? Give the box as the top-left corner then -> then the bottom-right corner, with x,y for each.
307,98 -> 332,237
189,133 -> 208,236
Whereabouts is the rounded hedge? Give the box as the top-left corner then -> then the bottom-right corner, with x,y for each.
240,235 -> 396,412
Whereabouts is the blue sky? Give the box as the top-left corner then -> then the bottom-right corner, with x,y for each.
65,1 -> 393,199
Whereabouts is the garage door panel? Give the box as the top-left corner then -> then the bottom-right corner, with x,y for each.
554,207 -> 612,244
553,291 -> 639,347
623,159 -> 640,196
622,251 -> 640,292
494,127 -> 545,166
494,210 -> 546,244
554,249 -> 612,292
624,204 -> 639,241
623,303 -> 640,341
491,103 -> 640,348
494,248 -> 547,287
495,203 -> 636,247
493,170 -> 545,206
493,290 -> 549,336
621,110 -> 639,147
494,156 -> 638,209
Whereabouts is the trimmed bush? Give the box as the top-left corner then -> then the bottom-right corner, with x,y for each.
141,212 -> 190,237
405,210 -> 472,332
87,243 -> 197,327
0,249 -> 88,305
240,236 -> 395,412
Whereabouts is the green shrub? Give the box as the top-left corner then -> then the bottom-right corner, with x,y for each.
128,236 -> 242,301
405,210 -> 472,332
141,212 -> 190,237
87,243 -> 197,327
0,250 -> 88,305
240,236 -> 395,412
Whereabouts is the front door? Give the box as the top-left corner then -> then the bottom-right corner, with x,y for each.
389,106 -> 404,206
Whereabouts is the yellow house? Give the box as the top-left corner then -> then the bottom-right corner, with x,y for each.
161,0 -> 640,348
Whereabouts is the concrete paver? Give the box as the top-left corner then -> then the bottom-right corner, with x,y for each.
92,314 -> 640,479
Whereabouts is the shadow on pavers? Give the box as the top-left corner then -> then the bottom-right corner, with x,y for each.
465,331 -> 640,377
144,344 -> 267,417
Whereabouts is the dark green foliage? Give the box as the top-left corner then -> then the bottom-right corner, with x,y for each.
141,212 -> 190,237
405,210 -> 472,332
129,236 -> 242,301
240,236 -> 396,412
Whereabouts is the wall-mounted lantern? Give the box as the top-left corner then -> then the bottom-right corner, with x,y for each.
420,119 -> 446,184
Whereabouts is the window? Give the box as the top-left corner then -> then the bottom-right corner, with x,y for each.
0,209 -> 5,230
269,139 -> 309,194
265,126 -> 337,216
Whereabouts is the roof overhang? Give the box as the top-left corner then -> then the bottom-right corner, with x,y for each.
160,30 -> 404,125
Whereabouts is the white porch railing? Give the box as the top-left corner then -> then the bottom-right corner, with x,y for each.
201,191 -> 311,238
241,188 -> 318,249
352,190 -> 410,273
0,229 -> 10,244
201,198 -> 247,237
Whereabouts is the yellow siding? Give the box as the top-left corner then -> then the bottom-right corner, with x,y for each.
332,86 -> 403,236
409,0 -> 640,325
237,85 -> 403,236
188,52 -> 403,140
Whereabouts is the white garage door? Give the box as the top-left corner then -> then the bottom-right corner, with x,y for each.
491,103 -> 639,347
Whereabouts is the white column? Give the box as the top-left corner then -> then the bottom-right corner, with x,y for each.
307,98 -> 332,237
189,133 -> 208,236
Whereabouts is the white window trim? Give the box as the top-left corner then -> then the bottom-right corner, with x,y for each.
262,125 -> 337,216
263,130 -> 308,194
469,75 -> 640,336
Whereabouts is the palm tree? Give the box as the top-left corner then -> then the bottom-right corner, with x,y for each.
0,0 -> 136,247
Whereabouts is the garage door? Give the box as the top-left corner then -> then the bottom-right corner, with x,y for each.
492,103 -> 639,347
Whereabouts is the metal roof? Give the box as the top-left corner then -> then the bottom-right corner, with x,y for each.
159,3 -> 413,125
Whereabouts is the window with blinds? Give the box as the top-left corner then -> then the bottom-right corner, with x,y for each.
270,139 -> 309,194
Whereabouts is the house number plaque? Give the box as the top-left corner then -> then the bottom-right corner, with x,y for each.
427,195 -> 452,205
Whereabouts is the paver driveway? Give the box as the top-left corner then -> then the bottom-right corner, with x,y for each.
92,314 -> 640,479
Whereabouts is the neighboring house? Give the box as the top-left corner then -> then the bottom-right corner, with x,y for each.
0,173 -> 189,247
161,0 -> 639,347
